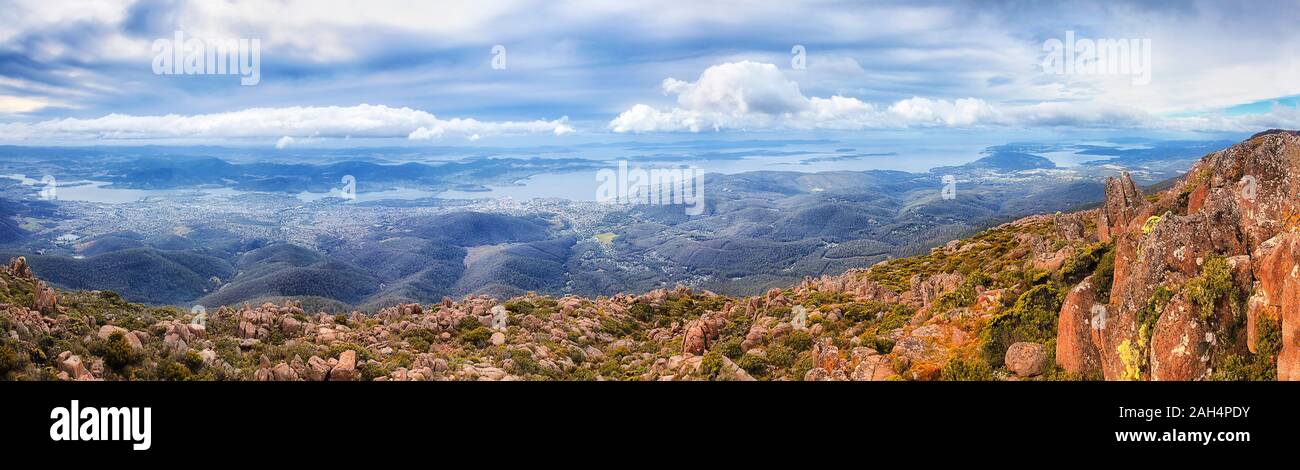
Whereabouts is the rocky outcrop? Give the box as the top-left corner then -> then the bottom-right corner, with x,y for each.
1096,172 -> 1149,243
6,256 -> 32,279
1148,295 -> 1210,381
682,313 -> 723,355
1056,275 -> 1102,376
33,281 -> 57,314
1252,232 -> 1300,380
1074,131 -> 1300,381
907,272 -> 963,309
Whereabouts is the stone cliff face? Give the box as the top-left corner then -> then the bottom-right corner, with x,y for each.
1060,130 -> 1300,380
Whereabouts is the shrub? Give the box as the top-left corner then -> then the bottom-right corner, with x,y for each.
941,357 -> 994,381
456,316 -> 482,332
804,291 -> 852,308
765,345 -> 796,368
508,349 -> 543,376
843,301 -> 914,325
504,299 -> 535,317
1141,215 -> 1163,235
460,327 -> 492,348
699,350 -> 725,379
979,283 -> 1062,366
858,333 -> 895,354
0,342 -> 17,375
359,362 -> 389,381
735,354 -> 767,377
266,328 -> 286,346
1060,243 -> 1110,286
1185,256 -> 1240,323
875,306 -> 912,331
628,303 -> 654,322
156,359 -> 192,381
715,337 -> 743,359
931,273 -> 989,314
183,350 -> 205,372
792,354 -> 814,380
1211,314 -> 1281,381
1136,287 -> 1174,349
401,328 -> 439,352
407,336 -> 430,353
599,316 -> 639,337
784,330 -> 813,352
565,346 -> 585,365
102,331 -> 134,371
1092,248 -> 1116,303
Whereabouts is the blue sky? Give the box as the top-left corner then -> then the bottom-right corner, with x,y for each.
0,0 -> 1298,146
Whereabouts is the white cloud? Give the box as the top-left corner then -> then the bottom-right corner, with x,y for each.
609,61 -> 1113,132
275,136 -> 295,149
886,97 -> 999,127
0,95 -> 63,114
408,116 -> 573,141
609,60 -> 1300,133
0,104 -> 574,142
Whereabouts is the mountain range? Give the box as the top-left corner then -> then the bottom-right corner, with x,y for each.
0,130 -> 1294,381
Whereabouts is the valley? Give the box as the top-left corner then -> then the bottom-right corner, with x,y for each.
0,137 -> 1230,312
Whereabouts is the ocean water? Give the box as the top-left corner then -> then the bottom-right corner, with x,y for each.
1,136 -> 1120,204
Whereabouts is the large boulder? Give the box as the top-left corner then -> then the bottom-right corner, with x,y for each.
1005,342 -> 1047,377
306,355 -> 331,381
329,350 -> 357,381
56,351 -> 93,381
96,325 -> 144,353
33,282 -> 57,314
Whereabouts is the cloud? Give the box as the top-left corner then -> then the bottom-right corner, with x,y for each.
609,60 -> 1300,133
0,104 -> 574,142
609,61 -> 1149,132
407,116 -> 573,141
0,95 -> 61,114
7,1 -> 1300,136
275,136 -> 295,149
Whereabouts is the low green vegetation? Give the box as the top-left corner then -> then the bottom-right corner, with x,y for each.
1211,314 -> 1281,381
930,272 -> 990,314
941,357 -> 994,381
979,283 -> 1063,366
1184,256 -> 1241,323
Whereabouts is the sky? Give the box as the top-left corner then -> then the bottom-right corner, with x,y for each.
1,0 -> 1299,147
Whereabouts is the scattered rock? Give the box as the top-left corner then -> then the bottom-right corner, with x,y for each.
330,350 -> 356,381
1005,342 -> 1047,377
